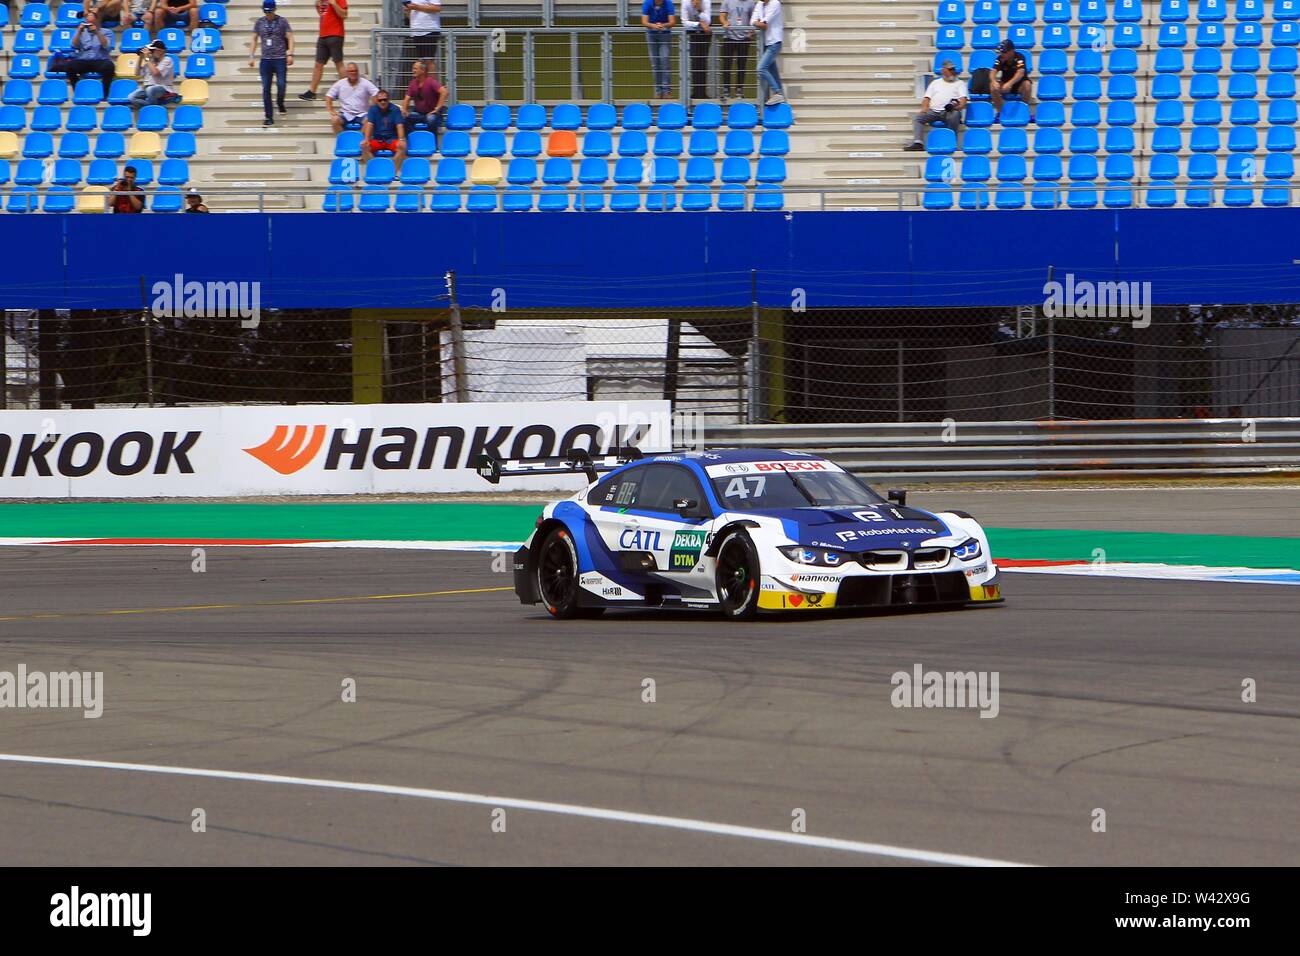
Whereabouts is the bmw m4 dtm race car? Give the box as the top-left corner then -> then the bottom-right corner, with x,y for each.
478,448 -> 1003,621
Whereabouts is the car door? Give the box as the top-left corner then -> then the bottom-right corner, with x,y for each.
590,462 -> 712,582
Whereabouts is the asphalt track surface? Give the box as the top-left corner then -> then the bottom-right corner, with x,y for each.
0,490 -> 1297,866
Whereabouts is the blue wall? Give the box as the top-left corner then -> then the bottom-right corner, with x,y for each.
4,208 -> 1298,310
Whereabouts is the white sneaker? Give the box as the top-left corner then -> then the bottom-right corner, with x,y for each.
765,93 -> 786,106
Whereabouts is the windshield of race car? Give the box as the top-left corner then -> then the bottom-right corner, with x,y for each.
710,468 -> 886,510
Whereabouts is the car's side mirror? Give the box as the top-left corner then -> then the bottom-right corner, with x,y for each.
887,489 -> 907,507
675,498 -> 706,519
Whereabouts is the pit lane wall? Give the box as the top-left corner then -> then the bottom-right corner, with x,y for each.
0,401 -> 671,498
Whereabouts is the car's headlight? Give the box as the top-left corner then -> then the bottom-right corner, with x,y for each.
778,545 -> 847,567
954,538 -> 982,560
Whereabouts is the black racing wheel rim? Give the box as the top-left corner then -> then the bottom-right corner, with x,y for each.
717,536 -> 757,612
537,530 -> 576,611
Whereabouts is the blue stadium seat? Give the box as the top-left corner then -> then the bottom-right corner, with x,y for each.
1267,126 -> 1297,151
998,129 -> 1028,154
435,157 -> 467,185
155,27 -> 184,53
10,55 -> 41,81
121,28 -> 151,52
1199,0 -> 1226,18
15,158 -> 47,186
199,3 -> 227,27
1190,75 -> 1219,99
1103,155 -> 1134,183
1103,182 -> 1134,209
1073,75 -> 1101,100
762,103 -> 793,129
538,186 -> 571,211
1043,0 -> 1071,21
653,131 -> 683,156
1104,127 -> 1134,153
691,103 -> 722,130
995,185 -> 1026,210
684,157 -> 714,186
1184,185 -> 1214,207
1151,127 -> 1182,153
1269,99 -> 1298,124
1159,24 -> 1187,47
622,103 -> 653,130
611,188 -> 642,211
86,158 -> 116,185
1277,0 -> 1300,16
969,50 -> 997,71
756,156 -> 787,183
1068,128 -> 1099,154
1077,24 -> 1104,48
0,107 -> 24,133
1038,50 -> 1068,75
1269,47 -> 1299,72
1154,49 -> 1184,74
190,28 -> 222,54
1161,0 -> 1189,17
21,3 -> 53,28
724,130 -> 754,156
971,25 -> 999,49
1192,49 -> 1222,73
481,103 -> 511,131
108,79 -> 137,106
465,186 -> 496,212
445,105 -> 475,131
405,130 -> 435,158
136,105 -> 167,131
1152,75 -> 1181,99
1111,23 -> 1142,48
972,0 -> 1001,21
2,81 -> 34,106
1145,181 -> 1177,208
580,157 -> 610,185
1222,185 -> 1255,207
1235,22 -> 1263,46
923,185 -> 954,210
1007,25 -> 1034,50
1071,102 -> 1101,126
938,0 -> 968,23
1188,154 -> 1217,180
328,158 -> 360,184
1192,100 -> 1222,125
1038,76 -> 1066,101
1196,23 -> 1225,46
965,102 -> 994,129
171,105 -> 202,132
1106,101 -> 1136,126
22,131 -> 53,158
1154,101 -> 1185,126
475,131 -> 506,157
148,186 -> 182,213
613,157 -> 644,184
6,186 -> 39,213
42,185 -> 75,212
935,27 -> 964,50
586,103 -> 617,130
960,156 -> 990,186
583,130 -> 613,158
511,130 -> 542,157
58,132 -> 89,159
543,157 -> 574,185
1228,74 -> 1257,98
996,155 -> 1026,184
577,188 -> 607,212
501,187 -> 533,212
962,129 -> 992,155
1231,100 -> 1261,125
1074,50 -> 1102,75
1262,181 -> 1292,206
1114,0 -> 1142,17
1267,73 -> 1297,98
13,30 -> 45,55
1006,0 -> 1037,18
1042,24 -> 1070,47
1189,126 -> 1220,152
124,160 -> 153,186
1033,128 -> 1064,154
721,157 -> 751,183
335,131 -> 362,157
688,130 -> 718,156
726,103 -> 758,130
515,104 -> 546,130
927,128 -> 957,154
507,157 -> 538,185
656,103 -> 687,130
440,131 -> 471,157
1231,49 -> 1261,74
1036,102 -> 1066,127
158,158 -> 188,186
1000,101 -> 1031,127
617,130 -> 648,157
93,132 -> 125,159
924,155 -> 955,183
1265,154 -> 1295,180
159,132 -> 193,160
426,187 -> 458,211
31,105 -> 61,131
1107,75 -> 1137,100
1226,154 -> 1257,186
958,186 -> 989,210
1078,0 -> 1105,20
322,189 -> 355,212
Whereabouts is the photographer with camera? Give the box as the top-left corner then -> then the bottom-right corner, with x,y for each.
904,59 -> 968,152
110,165 -> 146,213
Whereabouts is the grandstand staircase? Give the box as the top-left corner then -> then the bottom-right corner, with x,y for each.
195,0 -> 385,210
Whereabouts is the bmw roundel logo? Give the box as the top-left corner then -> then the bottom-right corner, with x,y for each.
725,464 -> 745,473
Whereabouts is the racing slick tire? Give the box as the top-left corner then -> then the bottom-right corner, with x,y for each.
535,526 -> 605,619
715,530 -> 761,621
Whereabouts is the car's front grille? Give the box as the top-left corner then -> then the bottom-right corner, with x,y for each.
912,547 -> 951,570
837,570 -> 969,608
858,550 -> 907,571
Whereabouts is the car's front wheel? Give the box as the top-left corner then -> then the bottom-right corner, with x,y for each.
536,526 -> 604,619
715,531 -> 760,620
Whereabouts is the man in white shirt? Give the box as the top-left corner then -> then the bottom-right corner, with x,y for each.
751,0 -> 784,106
904,59 -> 968,151
405,0 -> 442,69
326,61 -> 379,133
681,0 -> 712,102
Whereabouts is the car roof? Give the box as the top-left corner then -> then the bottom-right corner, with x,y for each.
645,448 -> 826,466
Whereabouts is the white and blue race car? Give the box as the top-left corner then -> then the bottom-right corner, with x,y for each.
478,448 -> 1003,620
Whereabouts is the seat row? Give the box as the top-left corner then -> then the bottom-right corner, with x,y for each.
935,19 -> 1300,55
1,26 -> 223,55
336,128 -> 792,161
0,103 -> 203,132
959,97 -> 1300,126
0,184 -> 194,213
937,43 -> 1300,72
323,184 -> 788,213
930,152 -> 1295,182
929,124 -> 1298,153
0,157 -> 189,187
922,181 -> 1292,208
1,79 -> 208,107
935,0 -> 1298,23
0,130 -> 196,159
330,156 -> 788,189
1034,72 -> 1300,98
6,52 -> 216,81
439,101 -> 794,133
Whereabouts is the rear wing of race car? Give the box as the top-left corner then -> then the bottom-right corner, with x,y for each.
476,447 -> 643,485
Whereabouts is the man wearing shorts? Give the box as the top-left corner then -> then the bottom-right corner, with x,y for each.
990,39 -> 1034,118
362,89 -> 406,164
92,0 -> 151,29
299,0 -> 349,101
149,0 -> 199,30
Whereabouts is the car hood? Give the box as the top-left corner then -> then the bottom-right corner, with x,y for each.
766,505 -> 953,550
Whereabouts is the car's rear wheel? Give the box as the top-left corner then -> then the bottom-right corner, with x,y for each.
536,526 -> 604,619
715,531 -> 760,620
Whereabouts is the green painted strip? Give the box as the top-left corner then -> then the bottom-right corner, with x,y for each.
0,504 -> 1296,570
986,527 -> 1299,570
0,503 -> 543,544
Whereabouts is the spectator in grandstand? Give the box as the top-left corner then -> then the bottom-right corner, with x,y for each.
51,12 -> 116,100
249,0 -> 295,127
110,165 -> 145,213
404,0 -> 442,69
129,39 -> 180,108
148,0 -> 199,31
751,0 -> 784,106
718,0 -> 756,101
681,0 -> 713,102
92,0 -> 152,31
400,59 -> 448,142
362,89 -> 407,163
299,0 -> 349,101
642,0 -> 678,100
326,62 -> 379,134
990,40 -> 1034,119
903,59 -> 967,151
184,188 -> 210,213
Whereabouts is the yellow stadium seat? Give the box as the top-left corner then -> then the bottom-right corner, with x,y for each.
77,187 -> 109,213
470,156 -> 503,185
0,131 -> 18,160
116,53 -> 140,77
547,130 -> 578,157
179,79 -> 209,106
129,131 -> 162,158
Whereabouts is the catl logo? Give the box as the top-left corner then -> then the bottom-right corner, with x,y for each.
243,425 -> 327,475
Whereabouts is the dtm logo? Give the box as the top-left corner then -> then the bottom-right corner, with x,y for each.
243,425 -> 328,475
619,528 -> 662,550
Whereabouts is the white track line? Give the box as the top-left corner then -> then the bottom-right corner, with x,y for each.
0,753 -> 1029,867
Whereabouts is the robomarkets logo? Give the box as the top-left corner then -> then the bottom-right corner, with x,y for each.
669,530 -> 707,570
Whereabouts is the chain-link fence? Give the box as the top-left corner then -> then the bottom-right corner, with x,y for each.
8,299 -> 1299,422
